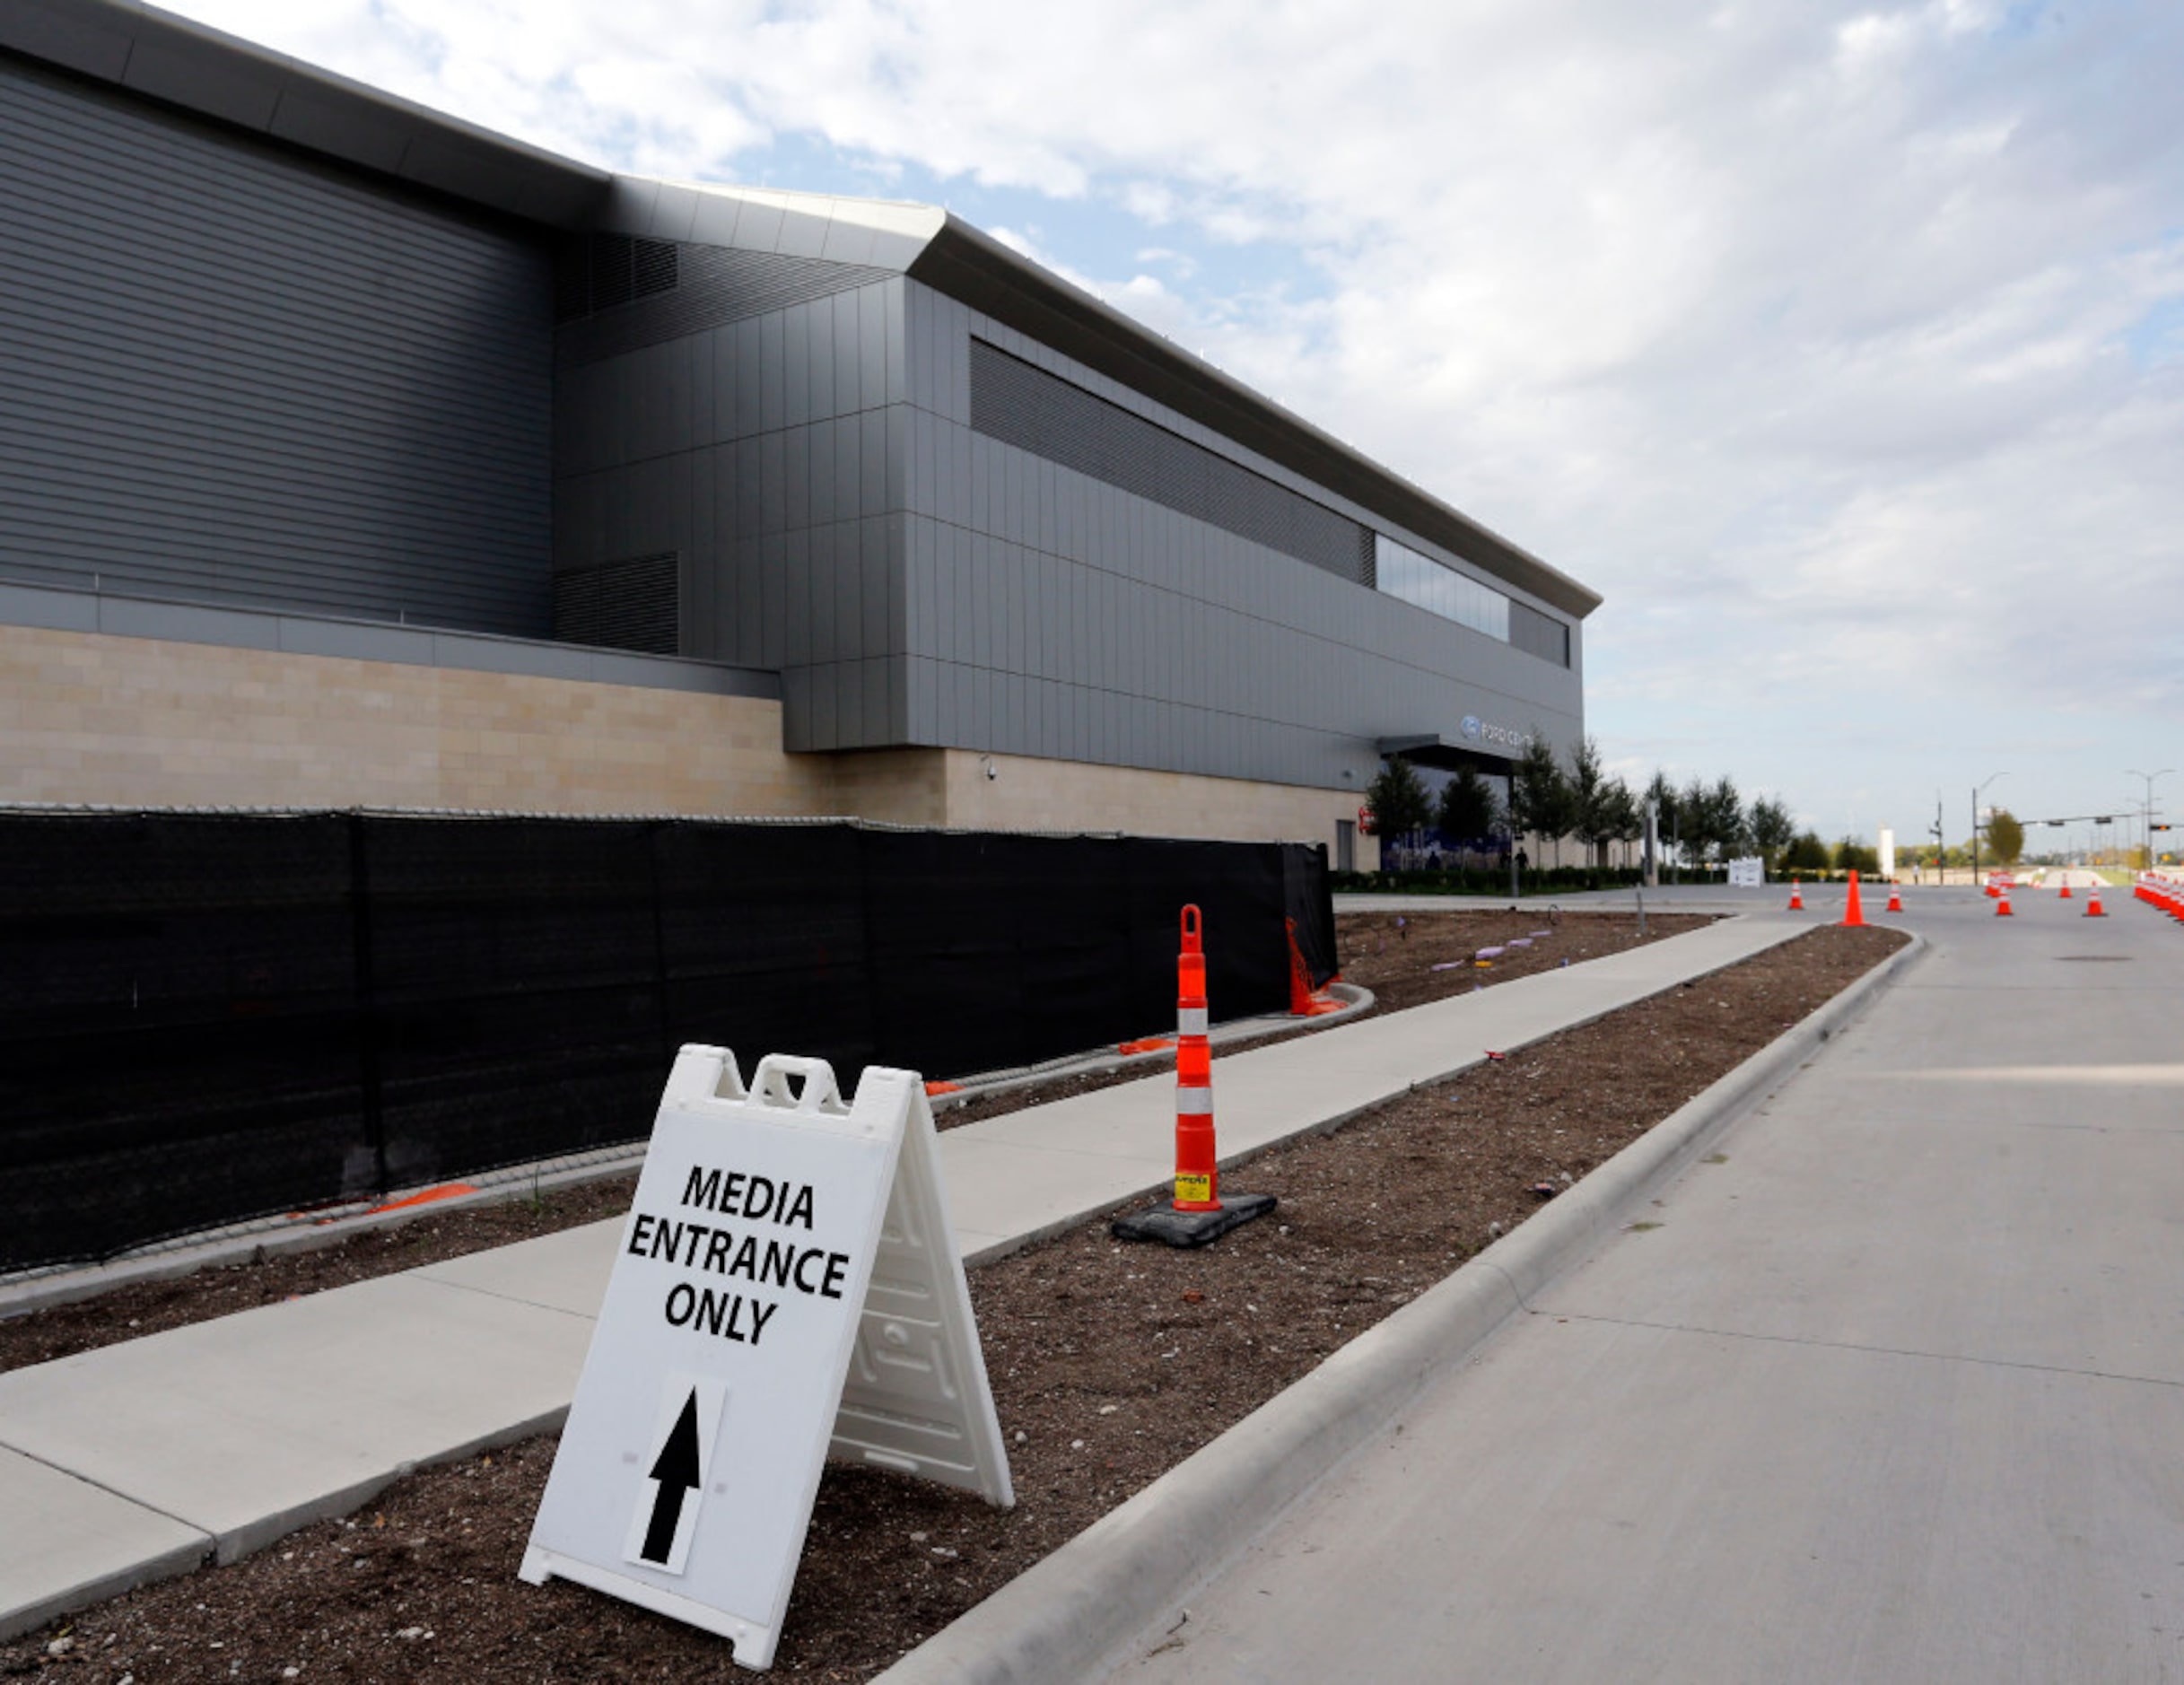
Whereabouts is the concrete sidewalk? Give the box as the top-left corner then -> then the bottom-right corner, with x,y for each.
1103,886 -> 2184,1683
0,908 -> 1807,1641
1336,882 -> 1788,916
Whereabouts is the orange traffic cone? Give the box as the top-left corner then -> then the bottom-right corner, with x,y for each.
2086,886 -> 2106,917
1787,879 -> 1804,911
2059,879 -> 2073,899
1996,886 -> 2014,918
1842,869 -> 1867,928
1885,882 -> 1903,913
1110,906 -> 1278,1247
1284,917 -> 1343,1017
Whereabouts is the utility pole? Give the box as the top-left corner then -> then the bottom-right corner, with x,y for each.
1972,772 -> 2007,886
2125,769 -> 2173,873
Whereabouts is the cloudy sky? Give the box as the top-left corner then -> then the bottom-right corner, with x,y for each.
173,0 -> 2184,853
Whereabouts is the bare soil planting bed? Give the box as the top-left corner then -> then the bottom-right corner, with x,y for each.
2,912 -> 1709,1375
1,922 -> 1905,1682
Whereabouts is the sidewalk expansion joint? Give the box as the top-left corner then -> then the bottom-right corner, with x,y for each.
1539,1310 -> 2184,1390
409,1274 -> 605,1322
0,1438 -> 215,1543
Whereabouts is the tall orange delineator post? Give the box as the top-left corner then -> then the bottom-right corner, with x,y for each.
1110,905 -> 1279,1247
1173,905 -> 1219,1212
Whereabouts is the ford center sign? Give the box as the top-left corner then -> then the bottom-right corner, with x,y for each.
1460,715 -> 1532,750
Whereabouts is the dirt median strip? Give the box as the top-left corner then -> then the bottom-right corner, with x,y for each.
0,922 -> 1903,1681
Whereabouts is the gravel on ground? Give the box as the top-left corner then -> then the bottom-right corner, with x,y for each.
0,921 -> 1904,1683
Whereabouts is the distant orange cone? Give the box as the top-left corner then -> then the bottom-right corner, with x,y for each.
1885,882 -> 1903,913
1787,879 -> 1804,911
2059,879 -> 2073,899
1996,886 -> 2014,918
2086,886 -> 2106,917
1842,869 -> 1867,928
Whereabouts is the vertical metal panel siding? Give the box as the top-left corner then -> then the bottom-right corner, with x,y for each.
967,337 -> 1369,584
0,57 -> 553,636
555,274 -> 916,745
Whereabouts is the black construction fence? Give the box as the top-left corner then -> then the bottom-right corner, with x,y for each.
0,810 -> 1336,1271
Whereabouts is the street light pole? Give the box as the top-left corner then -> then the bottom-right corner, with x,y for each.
1972,772 -> 2007,886
2125,769 -> 2173,874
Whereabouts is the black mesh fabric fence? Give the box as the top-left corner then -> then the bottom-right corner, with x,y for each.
0,810 -> 1333,1270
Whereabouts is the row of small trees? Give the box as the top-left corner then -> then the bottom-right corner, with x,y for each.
1364,738 -> 1799,875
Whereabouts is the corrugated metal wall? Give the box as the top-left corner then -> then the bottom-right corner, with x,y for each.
0,55 -> 555,635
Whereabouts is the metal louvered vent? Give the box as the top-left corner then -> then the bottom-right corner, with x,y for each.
591,234 -> 634,310
553,552 -> 679,654
553,235 -> 681,323
634,239 -> 678,296
969,338 -> 1370,584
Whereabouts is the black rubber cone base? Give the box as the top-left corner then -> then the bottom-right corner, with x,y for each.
1111,1192 -> 1277,1248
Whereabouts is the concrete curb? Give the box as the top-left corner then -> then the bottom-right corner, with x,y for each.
871,931 -> 1926,1685
0,1513 -> 213,1646
931,983 -> 1374,1113
214,1404 -> 578,1567
0,1152 -> 648,1322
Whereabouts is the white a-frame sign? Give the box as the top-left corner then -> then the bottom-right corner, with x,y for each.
521,1047 -> 1014,1670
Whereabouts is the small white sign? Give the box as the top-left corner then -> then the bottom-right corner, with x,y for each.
1727,856 -> 1765,887
520,1047 -> 1013,1671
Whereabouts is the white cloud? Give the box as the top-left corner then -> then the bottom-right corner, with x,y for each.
162,0 -> 2184,837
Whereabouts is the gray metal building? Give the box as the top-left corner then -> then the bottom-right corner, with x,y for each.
0,0 -> 1599,860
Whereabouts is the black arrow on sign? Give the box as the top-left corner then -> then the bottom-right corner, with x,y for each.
639,1388 -> 703,1567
